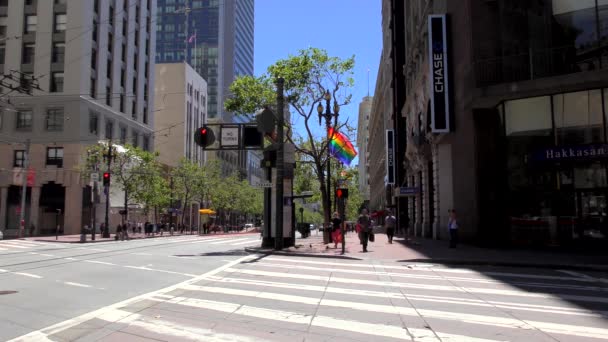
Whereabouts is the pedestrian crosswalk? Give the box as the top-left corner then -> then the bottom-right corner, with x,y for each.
23,254 -> 608,342
0,239 -> 60,252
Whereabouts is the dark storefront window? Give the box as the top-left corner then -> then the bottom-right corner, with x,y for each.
503,89 -> 608,246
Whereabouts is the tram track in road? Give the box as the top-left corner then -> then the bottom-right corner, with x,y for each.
0,235 -> 256,275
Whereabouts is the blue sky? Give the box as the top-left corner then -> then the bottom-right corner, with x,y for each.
254,0 -> 382,157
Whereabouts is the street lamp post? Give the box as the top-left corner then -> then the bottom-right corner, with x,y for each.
317,91 -> 339,244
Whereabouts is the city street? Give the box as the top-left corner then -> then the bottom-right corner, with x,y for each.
2,235 -> 607,341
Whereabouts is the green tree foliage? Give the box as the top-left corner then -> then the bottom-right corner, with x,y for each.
225,47 -> 356,230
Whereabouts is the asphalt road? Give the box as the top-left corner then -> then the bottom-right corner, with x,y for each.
0,234 -> 260,341
2,235 -> 608,341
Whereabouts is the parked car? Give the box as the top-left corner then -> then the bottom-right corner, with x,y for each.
244,223 -> 254,231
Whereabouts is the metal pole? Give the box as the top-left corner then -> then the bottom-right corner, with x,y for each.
103,139 -> 112,238
275,77 -> 285,250
325,97 -> 332,241
91,162 -> 97,240
18,139 -> 30,239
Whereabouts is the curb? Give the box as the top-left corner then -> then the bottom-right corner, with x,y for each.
399,258 -> 608,272
244,247 -> 363,260
26,232 -> 259,244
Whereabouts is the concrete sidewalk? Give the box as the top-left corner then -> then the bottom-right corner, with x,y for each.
246,231 -> 608,271
23,230 -> 258,243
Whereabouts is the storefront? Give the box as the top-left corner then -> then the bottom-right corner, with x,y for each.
498,88 -> 608,247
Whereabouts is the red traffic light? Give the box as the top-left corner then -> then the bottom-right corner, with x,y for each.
336,189 -> 343,198
103,172 -> 110,186
103,172 -> 110,179
201,128 -> 207,135
335,188 -> 348,199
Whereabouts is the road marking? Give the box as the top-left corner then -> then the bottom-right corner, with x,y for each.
8,255 -> 255,342
0,268 -> 8,273
130,252 -> 152,256
253,262 -> 604,292
202,275 -> 603,318
85,248 -> 109,252
168,255 -> 196,259
149,295 -> 502,342
229,239 -> 260,246
192,237 -> 233,244
0,247 -> 7,251
558,270 -> 596,280
64,257 -> 79,261
124,265 -> 196,277
14,272 -> 42,279
64,282 -> 92,288
39,253 -> 54,257
83,260 -> 115,266
222,268 -> 608,303
28,252 -> 39,255
0,243 -> 29,249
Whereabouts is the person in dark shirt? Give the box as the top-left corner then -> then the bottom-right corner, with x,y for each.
331,212 -> 342,249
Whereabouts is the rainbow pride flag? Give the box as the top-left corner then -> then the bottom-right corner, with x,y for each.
328,128 -> 357,165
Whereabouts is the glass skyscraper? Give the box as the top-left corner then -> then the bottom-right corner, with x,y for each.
155,0 -> 254,121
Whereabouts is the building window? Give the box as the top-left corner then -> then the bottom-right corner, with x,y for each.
106,86 -> 111,106
54,14 -> 67,32
131,100 -> 137,119
50,72 -> 64,92
109,6 -> 114,26
0,45 -> 5,64
94,0 -> 99,14
45,108 -> 64,131
89,112 -> 98,135
554,90 -> 604,145
22,43 -> 35,64
52,42 -> 65,63
14,150 -> 25,167
143,106 -> 148,124
121,43 -> 126,62
91,49 -> 97,69
106,59 -> 112,78
132,77 -> 137,94
90,77 -> 96,98
54,0 -> 67,4
0,17 -> 7,38
105,119 -> 113,139
46,147 -> 64,168
120,94 -> 125,112
143,135 -> 149,151
92,20 -> 98,41
122,18 -> 127,36
119,125 -> 127,144
131,131 -> 138,147
24,15 -> 37,34
0,0 -> 7,7
16,110 -> 32,130
133,52 -> 137,70
120,68 -> 126,87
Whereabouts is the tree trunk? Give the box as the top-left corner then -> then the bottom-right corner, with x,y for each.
123,188 -> 128,225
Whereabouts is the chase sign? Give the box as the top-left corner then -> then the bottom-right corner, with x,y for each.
428,14 -> 451,133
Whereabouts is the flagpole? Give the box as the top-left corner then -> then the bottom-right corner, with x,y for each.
194,29 -> 197,71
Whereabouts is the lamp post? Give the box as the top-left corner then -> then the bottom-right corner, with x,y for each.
317,90 -> 339,243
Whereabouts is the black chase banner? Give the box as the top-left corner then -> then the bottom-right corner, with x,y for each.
386,129 -> 395,185
428,14 -> 451,133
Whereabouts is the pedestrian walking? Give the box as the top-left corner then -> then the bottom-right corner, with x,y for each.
357,209 -> 372,252
331,212 -> 343,249
116,224 -> 123,241
448,209 -> 459,248
385,210 -> 396,244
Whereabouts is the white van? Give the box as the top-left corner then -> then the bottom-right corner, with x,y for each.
244,223 -> 254,231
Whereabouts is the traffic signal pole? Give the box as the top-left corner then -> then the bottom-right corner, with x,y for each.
18,139 -> 30,239
103,139 -> 112,238
275,78 -> 285,250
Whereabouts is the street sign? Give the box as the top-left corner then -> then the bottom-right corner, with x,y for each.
90,173 -> 99,183
255,182 -> 272,188
394,187 -> 420,197
220,126 -> 239,147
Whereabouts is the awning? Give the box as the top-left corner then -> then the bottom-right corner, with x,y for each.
199,209 -> 216,215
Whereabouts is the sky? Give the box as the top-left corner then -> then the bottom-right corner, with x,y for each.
254,0 -> 382,162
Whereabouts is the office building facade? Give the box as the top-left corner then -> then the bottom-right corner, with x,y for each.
356,96 -> 372,202
381,0 -> 608,247
0,0 -> 156,236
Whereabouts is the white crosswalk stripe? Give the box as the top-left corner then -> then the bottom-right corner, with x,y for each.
10,254 -> 608,342
0,240 -> 56,251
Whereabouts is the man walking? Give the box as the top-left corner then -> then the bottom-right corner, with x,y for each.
357,209 -> 371,252
385,210 -> 396,244
448,209 -> 459,248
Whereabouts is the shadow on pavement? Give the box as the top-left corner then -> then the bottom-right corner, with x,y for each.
394,237 -> 608,317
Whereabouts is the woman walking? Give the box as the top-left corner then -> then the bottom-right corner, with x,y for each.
357,209 -> 371,252
331,212 -> 343,249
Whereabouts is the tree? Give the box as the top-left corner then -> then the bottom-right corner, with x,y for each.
133,161 -> 169,224
82,143 -> 159,225
171,158 -> 200,226
225,47 -> 356,234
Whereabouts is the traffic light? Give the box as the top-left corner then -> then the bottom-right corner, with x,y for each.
194,126 -> 215,148
336,188 -> 349,199
243,126 -> 263,148
103,172 -> 110,186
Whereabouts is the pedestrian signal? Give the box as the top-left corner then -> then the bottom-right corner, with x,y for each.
103,172 -> 110,186
336,188 -> 348,199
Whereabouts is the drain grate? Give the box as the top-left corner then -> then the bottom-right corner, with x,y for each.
0,291 -> 18,295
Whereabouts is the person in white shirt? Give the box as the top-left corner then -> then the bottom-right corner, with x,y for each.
385,211 -> 397,244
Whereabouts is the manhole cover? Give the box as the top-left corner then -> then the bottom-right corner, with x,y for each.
0,291 -> 18,295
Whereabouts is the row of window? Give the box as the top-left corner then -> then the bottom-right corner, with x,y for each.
88,111 -> 150,151
1,108 -> 66,132
13,147 -> 63,168
23,14 -> 67,34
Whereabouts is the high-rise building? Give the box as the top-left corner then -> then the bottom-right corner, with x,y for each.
155,0 -> 254,176
356,96 -> 372,202
0,0 -> 157,236
154,62 -> 207,168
